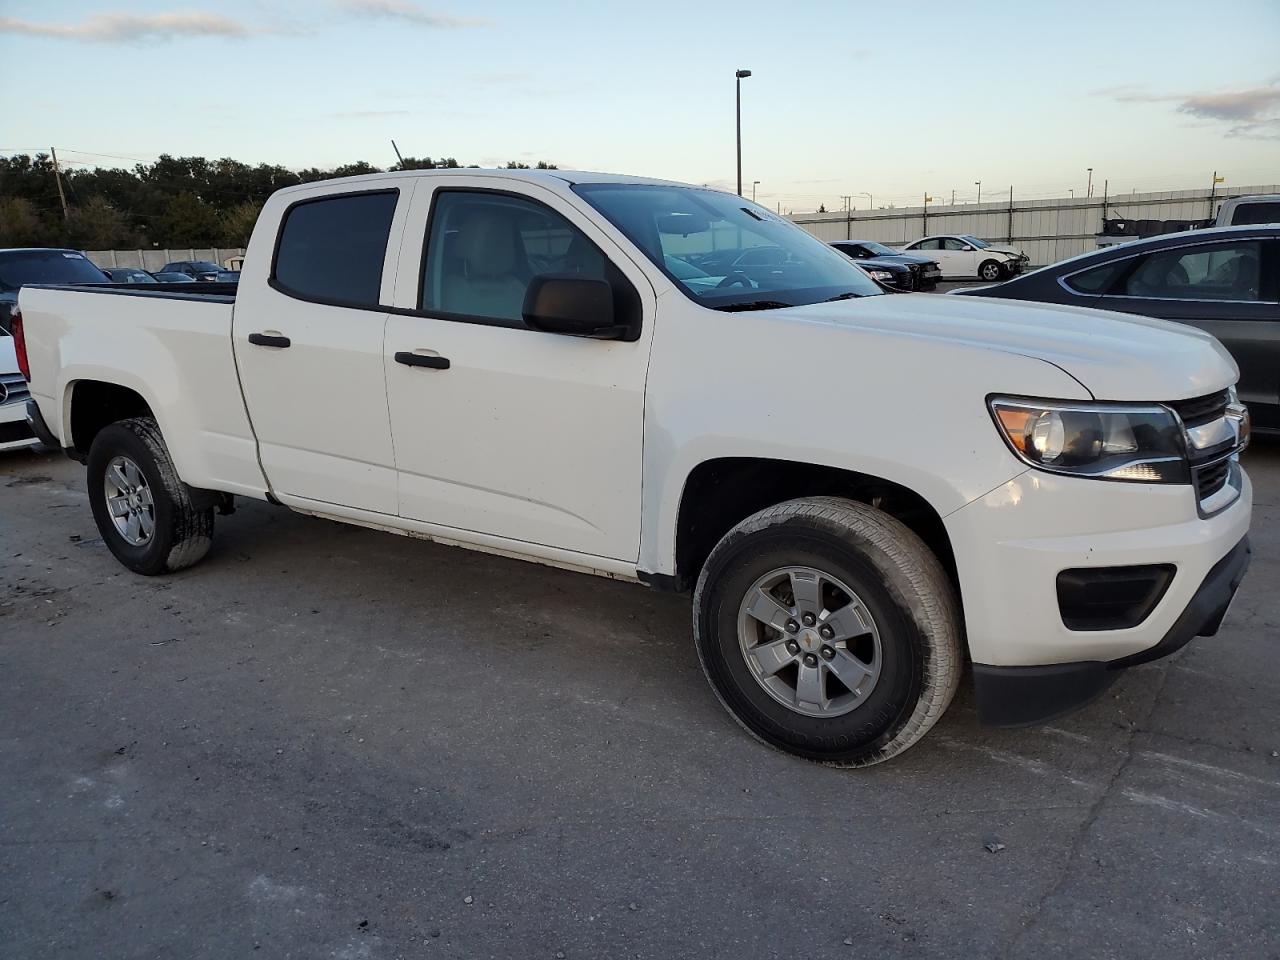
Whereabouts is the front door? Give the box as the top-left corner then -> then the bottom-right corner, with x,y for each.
383,179 -> 655,561
233,185 -> 413,513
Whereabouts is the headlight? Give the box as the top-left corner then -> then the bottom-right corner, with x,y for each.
989,397 -> 1188,483
868,269 -> 894,280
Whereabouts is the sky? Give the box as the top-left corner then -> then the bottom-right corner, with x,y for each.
1,0 -> 1278,213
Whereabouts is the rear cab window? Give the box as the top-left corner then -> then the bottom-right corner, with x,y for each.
272,190 -> 400,307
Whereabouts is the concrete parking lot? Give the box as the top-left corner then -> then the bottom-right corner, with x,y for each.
2,444 -> 1278,960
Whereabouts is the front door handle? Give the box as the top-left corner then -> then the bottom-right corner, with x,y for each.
248,333 -> 291,348
394,351 -> 450,370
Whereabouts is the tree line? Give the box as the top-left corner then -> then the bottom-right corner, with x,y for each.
0,153 -> 558,250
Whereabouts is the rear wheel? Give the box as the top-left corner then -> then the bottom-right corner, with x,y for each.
693,497 -> 962,766
87,417 -> 213,575
978,259 -> 1004,282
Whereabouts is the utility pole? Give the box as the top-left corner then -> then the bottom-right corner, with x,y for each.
950,189 -> 955,205
1007,185 -> 1014,243
842,195 -> 853,240
50,146 -> 70,220
1101,178 -> 1108,228
1087,167 -> 1093,198
1208,171 -> 1225,220
391,139 -> 404,166
922,193 -> 933,234
975,181 -> 982,205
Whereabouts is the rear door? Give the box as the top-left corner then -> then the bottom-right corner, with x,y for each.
382,177 -> 655,561
233,183 -> 414,513
1094,237 -> 1280,429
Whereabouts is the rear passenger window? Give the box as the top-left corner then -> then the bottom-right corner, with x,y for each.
1230,201 -> 1280,226
273,191 -> 398,307
1064,259 -> 1127,294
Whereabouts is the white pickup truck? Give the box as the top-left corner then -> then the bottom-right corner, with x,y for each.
13,170 -> 1253,765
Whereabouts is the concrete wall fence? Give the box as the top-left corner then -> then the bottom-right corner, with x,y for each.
86,248 -> 247,272
790,185 -> 1280,268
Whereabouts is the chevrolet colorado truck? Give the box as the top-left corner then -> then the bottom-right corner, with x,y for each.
14,170 -> 1253,765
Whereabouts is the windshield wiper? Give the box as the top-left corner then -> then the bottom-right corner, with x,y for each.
821,291 -> 868,302
713,299 -> 794,312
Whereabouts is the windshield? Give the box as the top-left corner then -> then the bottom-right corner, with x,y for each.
961,235 -> 991,249
860,241 -> 901,257
0,250 -> 109,292
187,261 -> 222,273
574,184 -> 882,309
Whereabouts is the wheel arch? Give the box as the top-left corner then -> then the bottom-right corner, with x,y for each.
664,456 -> 959,598
64,378 -> 155,462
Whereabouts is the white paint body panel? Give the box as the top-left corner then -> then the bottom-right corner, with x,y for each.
19,169 -> 1250,671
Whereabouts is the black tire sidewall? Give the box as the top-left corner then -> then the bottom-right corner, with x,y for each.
697,522 -> 926,763
87,423 -> 177,575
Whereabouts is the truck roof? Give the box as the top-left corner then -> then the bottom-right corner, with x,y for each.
272,168 -> 707,198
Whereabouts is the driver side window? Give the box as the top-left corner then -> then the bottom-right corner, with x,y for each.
420,191 -> 608,326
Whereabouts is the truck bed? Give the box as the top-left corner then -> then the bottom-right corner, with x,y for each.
34,281 -> 238,302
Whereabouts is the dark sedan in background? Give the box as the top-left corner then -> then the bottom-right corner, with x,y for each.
102,267 -> 158,284
160,259 -> 225,281
954,226 -> 1279,431
830,240 -> 942,291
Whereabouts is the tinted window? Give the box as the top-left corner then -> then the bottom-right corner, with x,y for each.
1064,259 -> 1127,294
0,250 -> 108,292
1123,241 -> 1263,302
421,191 -> 607,325
1230,201 -> 1280,226
274,191 -> 398,306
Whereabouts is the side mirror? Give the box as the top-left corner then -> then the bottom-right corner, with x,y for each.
523,275 -> 625,339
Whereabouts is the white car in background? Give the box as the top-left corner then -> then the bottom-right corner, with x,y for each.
1,335 -> 38,451
900,234 -> 1029,281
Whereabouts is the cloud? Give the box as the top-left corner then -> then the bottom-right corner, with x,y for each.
0,10 -> 259,42
328,109 -> 413,119
1100,80 -> 1280,140
334,0 -> 488,27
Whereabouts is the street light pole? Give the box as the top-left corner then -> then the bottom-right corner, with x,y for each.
858,191 -> 873,210
735,69 -> 752,197
974,181 -> 981,205
1086,167 -> 1093,198
752,180 -> 760,203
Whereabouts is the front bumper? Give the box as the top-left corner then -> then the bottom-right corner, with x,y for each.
973,536 -> 1251,725
0,394 -> 37,449
945,466 -> 1252,725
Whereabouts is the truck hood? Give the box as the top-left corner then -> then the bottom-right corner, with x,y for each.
773,293 -> 1238,402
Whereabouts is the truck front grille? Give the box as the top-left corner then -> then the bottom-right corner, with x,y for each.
1167,389 -> 1244,516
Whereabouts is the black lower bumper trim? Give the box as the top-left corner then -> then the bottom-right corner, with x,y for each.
23,398 -> 58,448
975,535 -> 1251,727
1109,536 -> 1250,668
973,661 -> 1116,727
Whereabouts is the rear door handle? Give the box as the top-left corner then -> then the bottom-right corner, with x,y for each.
394,351 -> 450,370
248,333 -> 291,348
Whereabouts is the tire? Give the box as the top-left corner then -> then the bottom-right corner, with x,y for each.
86,417 -> 213,575
978,259 -> 1004,282
693,497 -> 962,766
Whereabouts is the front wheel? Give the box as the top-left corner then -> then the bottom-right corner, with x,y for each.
87,417 -> 213,575
693,497 -> 962,766
978,259 -> 1004,282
